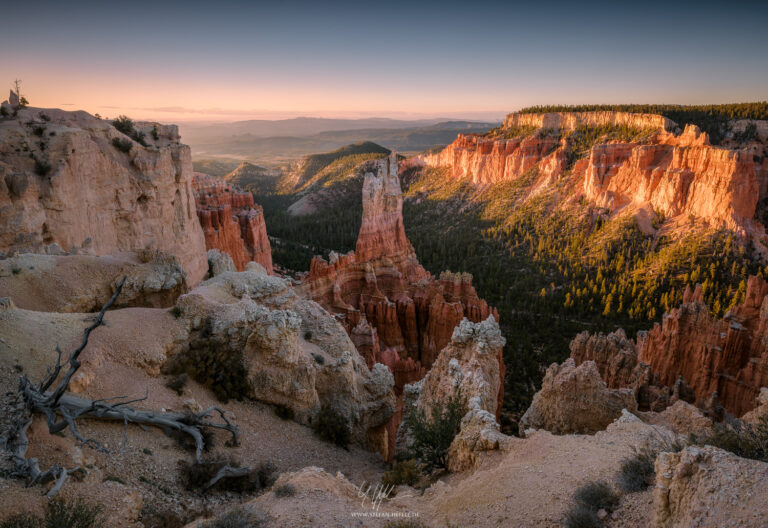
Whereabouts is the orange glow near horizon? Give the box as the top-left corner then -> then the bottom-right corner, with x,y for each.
13,73 -> 511,123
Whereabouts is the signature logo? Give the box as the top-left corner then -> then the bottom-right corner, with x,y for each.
355,482 -> 395,511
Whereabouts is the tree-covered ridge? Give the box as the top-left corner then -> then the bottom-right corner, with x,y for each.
254,144 -> 392,272
294,151 -> 388,192
516,102 -> 768,120
514,102 -> 768,144
257,190 -> 362,273
402,166 -> 764,431
285,141 -> 390,192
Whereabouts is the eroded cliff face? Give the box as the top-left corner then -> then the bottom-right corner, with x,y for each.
503,111 -> 676,132
580,125 -> 761,234
571,276 -> 768,418
421,112 -> 767,237
0,105 -> 208,285
192,173 -> 273,274
299,153 -> 501,458
172,265 -> 394,453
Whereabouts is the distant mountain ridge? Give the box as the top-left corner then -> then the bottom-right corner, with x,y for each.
182,119 -> 497,165
181,116 -> 487,141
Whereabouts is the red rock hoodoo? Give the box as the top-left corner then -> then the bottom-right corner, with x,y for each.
192,173 -> 273,273
571,276 -> 768,418
298,153 -> 502,457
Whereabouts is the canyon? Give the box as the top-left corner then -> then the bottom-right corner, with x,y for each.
298,153 -> 502,458
2,98 -> 768,528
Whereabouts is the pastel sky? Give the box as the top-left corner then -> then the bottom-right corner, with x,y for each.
2,0 -> 766,123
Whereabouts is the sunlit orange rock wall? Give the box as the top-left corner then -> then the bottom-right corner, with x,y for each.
421,113 -> 766,236
193,173 -> 273,273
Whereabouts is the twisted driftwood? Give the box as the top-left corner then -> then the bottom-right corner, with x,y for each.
2,277 -> 241,496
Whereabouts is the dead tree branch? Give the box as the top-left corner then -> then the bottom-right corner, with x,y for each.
1,276 -> 241,495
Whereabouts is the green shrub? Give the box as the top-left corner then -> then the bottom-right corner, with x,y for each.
0,514 -> 39,528
34,159 -> 51,176
693,416 -> 768,462
151,125 -> 159,140
165,373 -> 188,395
164,317 -> 251,403
311,353 -> 325,365
313,405 -> 351,449
573,480 -> 619,512
273,483 -> 296,497
564,503 -> 601,528
617,447 -> 656,493
111,115 -> 147,146
102,474 -> 126,485
733,122 -> 759,143
112,115 -> 135,135
405,389 -> 465,470
111,137 -> 132,153
43,498 -> 102,528
381,459 -> 423,487
32,126 -> 45,136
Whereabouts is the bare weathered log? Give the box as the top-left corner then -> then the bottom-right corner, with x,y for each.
203,465 -> 252,491
2,276 -> 242,495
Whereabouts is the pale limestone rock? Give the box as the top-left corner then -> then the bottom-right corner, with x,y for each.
173,267 -> 394,446
447,396 -> 513,472
0,106 -> 207,285
396,317 -> 505,459
520,358 -> 637,435
741,387 -> 768,424
653,446 -> 768,527
206,248 -> 236,276
0,251 -> 187,312
417,316 -> 505,416
655,400 -> 713,437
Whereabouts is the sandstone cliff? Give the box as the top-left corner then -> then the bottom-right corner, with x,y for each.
571,276 -> 768,418
420,111 -> 767,237
0,104 -> 208,285
503,111 -> 675,132
192,173 -> 273,273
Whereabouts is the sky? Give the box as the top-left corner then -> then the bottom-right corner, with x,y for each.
1,0 -> 767,123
